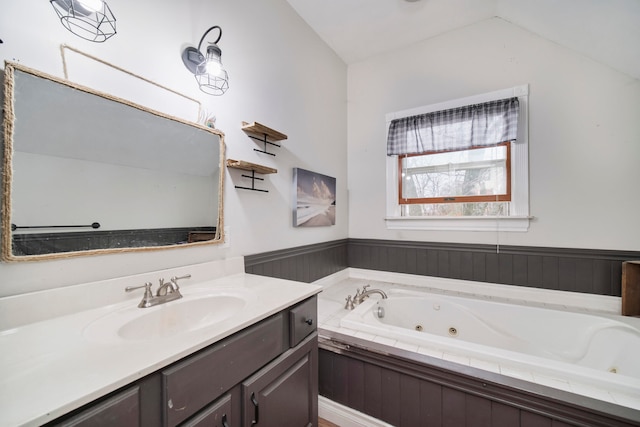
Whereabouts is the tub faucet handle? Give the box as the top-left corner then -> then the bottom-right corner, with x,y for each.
345,295 -> 355,310
353,289 -> 363,305
354,285 -> 371,304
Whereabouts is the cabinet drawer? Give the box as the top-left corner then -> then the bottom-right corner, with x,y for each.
52,387 -> 139,427
289,297 -> 317,347
181,392 -> 233,427
163,313 -> 286,426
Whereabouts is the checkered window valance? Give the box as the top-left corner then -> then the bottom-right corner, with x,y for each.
387,97 -> 519,155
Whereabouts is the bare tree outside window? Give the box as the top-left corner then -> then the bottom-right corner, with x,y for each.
399,143 -> 511,216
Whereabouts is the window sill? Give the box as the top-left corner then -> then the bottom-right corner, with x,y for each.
384,216 -> 532,232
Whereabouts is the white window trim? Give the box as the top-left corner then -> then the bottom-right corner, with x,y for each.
385,85 -> 531,232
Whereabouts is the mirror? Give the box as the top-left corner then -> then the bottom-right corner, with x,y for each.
1,62 -> 225,261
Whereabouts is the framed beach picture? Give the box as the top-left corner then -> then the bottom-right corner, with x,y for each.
292,168 -> 336,227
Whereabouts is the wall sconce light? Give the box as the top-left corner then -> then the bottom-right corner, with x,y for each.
181,26 -> 229,96
50,0 -> 116,42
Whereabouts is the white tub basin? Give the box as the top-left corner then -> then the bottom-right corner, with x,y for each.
83,289 -> 252,342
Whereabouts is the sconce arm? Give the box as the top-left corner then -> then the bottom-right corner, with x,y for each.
197,25 -> 222,51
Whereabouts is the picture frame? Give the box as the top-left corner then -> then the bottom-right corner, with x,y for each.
292,168 -> 336,227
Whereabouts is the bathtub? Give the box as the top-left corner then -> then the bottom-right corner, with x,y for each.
340,288 -> 640,398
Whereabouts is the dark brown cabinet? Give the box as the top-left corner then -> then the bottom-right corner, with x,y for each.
289,297 -> 317,347
52,387 -> 140,427
181,390 -> 236,427
242,334 -> 318,427
47,296 -> 318,427
162,313 -> 287,426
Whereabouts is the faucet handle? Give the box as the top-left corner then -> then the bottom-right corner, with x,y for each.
353,289 -> 362,305
125,282 -> 154,307
362,284 -> 370,291
345,295 -> 355,310
170,274 -> 192,288
125,282 -> 153,296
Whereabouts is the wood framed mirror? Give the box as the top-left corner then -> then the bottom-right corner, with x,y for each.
1,62 -> 225,261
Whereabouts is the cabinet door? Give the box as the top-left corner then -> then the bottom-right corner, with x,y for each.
163,313 -> 286,426
242,333 -> 318,427
51,387 -> 139,427
181,387 -> 240,427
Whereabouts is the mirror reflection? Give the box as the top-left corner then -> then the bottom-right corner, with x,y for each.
2,62 -> 225,261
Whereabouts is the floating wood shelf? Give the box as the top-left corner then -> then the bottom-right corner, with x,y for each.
226,159 -> 276,192
241,121 -> 288,156
226,159 -> 277,174
241,121 -> 288,141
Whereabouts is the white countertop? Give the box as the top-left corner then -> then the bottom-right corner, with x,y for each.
0,263 -> 321,427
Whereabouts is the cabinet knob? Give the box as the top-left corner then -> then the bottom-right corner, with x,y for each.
305,318 -> 313,326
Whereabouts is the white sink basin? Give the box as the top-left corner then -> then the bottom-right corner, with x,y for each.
83,289 -> 253,342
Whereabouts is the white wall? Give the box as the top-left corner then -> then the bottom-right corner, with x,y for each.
0,0 -> 347,296
347,17 -> 640,252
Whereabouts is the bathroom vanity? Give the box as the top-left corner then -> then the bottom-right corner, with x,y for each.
49,297 -> 317,427
0,259 -> 321,427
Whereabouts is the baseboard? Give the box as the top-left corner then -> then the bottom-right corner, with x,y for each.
319,396 -> 392,427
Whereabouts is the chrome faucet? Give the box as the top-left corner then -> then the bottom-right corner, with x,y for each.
355,287 -> 388,304
345,284 -> 388,309
125,274 -> 191,308
157,275 -> 191,296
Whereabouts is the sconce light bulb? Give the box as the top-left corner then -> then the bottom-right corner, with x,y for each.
77,0 -> 103,12
206,60 -> 222,77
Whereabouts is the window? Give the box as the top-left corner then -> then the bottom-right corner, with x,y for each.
385,85 -> 530,232
399,142 -> 511,216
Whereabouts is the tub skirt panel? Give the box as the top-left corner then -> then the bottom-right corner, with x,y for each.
318,333 -> 640,427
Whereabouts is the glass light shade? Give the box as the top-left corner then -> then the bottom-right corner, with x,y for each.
195,67 -> 229,96
195,44 -> 229,96
50,0 -> 116,42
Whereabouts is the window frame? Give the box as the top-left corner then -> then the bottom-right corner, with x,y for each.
385,85 -> 530,232
398,141 -> 512,205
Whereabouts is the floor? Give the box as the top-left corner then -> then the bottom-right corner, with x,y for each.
319,418 -> 340,427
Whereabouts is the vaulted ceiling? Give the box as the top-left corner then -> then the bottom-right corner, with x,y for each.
286,0 -> 640,80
